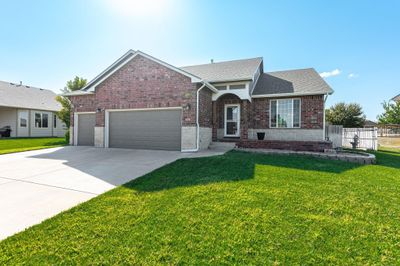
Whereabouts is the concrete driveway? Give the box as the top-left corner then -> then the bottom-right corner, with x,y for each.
0,146 -> 227,240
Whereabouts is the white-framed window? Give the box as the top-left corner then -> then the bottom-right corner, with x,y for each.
20,118 -> 27,127
229,84 -> 246,90
270,99 -> 301,128
35,113 -> 49,128
213,83 -> 246,90
215,85 -> 227,90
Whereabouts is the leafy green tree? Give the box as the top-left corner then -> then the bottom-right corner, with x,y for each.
56,76 -> 87,128
326,102 -> 366,127
377,101 -> 400,124
61,76 -> 88,93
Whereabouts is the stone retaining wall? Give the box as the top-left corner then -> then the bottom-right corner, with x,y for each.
237,140 -> 333,152
237,148 -> 376,165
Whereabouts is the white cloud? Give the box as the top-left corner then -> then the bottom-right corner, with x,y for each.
319,69 -> 341,78
348,73 -> 359,79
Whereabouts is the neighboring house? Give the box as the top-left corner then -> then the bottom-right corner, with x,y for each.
0,81 -> 67,138
364,120 -> 378,128
65,50 -> 333,152
391,94 -> 400,102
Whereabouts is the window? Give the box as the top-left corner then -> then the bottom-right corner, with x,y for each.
230,84 -> 246,90
35,113 -> 49,128
20,118 -> 27,127
54,115 -> 57,128
270,99 -> 301,128
35,113 -> 42,128
215,85 -> 227,90
42,114 -> 48,128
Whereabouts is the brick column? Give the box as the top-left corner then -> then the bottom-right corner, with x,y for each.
241,100 -> 249,140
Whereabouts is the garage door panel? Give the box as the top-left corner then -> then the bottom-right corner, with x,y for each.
109,109 -> 181,151
77,114 -> 95,146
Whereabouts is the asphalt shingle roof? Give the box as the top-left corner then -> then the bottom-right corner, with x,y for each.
0,80 -> 61,111
252,68 -> 333,96
180,57 -> 263,82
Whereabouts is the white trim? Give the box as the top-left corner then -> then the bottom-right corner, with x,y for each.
249,60 -> 263,95
212,81 -> 252,102
73,112 -> 96,146
269,98 -> 301,129
81,50 -> 203,92
252,92 -> 331,98
104,107 -> 183,149
106,107 -> 183,112
104,111 -> 109,148
224,104 -> 241,137
63,91 -> 94,96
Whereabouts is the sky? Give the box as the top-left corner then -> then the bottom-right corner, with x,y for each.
0,0 -> 399,120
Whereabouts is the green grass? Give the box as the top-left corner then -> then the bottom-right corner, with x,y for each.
0,137 -> 67,155
1,149 -> 400,264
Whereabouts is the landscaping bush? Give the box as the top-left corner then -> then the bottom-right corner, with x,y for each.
65,130 -> 70,143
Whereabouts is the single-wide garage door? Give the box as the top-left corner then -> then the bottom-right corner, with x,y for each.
77,113 -> 95,146
109,109 -> 181,151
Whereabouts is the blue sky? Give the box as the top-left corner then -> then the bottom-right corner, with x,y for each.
1,0 -> 399,120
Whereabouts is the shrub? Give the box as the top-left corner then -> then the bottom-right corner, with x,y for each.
65,130 -> 70,144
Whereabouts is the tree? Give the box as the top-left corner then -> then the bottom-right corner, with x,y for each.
61,76 -> 88,93
377,101 -> 400,124
326,102 -> 366,127
56,76 -> 87,128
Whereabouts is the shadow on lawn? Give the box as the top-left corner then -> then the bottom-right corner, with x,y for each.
124,150 -> 362,192
373,149 -> 400,169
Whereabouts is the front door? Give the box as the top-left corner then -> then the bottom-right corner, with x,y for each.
224,104 -> 240,137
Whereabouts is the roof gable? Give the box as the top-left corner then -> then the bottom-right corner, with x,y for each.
82,50 -> 202,92
0,81 -> 61,111
180,57 -> 263,83
252,68 -> 334,97
391,94 -> 400,102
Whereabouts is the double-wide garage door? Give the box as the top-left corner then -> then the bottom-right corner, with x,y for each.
109,109 -> 182,151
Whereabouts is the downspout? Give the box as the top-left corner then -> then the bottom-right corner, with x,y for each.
323,94 -> 329,140
182,83 -> 207,152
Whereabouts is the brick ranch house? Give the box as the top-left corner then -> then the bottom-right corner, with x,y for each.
65,50 -> 334,152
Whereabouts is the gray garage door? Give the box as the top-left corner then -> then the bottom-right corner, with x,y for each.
77,113 -> 95,146
109,109 -> 181,151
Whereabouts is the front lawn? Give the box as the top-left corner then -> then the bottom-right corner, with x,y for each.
0,137 -> 67,155
1,150 -> 399,264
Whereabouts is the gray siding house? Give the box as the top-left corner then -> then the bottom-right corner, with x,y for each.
0,80 -> 67,138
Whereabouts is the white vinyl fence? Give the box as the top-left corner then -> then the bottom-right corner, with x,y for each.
325,125 -> 343,148
342,127 -> 378,150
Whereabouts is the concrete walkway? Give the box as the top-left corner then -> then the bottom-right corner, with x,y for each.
0,146 -> 229,240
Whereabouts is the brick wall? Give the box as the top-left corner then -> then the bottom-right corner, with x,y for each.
199,88 -> 212,128
69,94 -> 96,126
69,55 -> 208,127
249,95 -> 324,129
213,94 -> 324,141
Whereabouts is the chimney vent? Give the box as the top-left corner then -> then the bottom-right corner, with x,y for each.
210,59 -> 214,63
